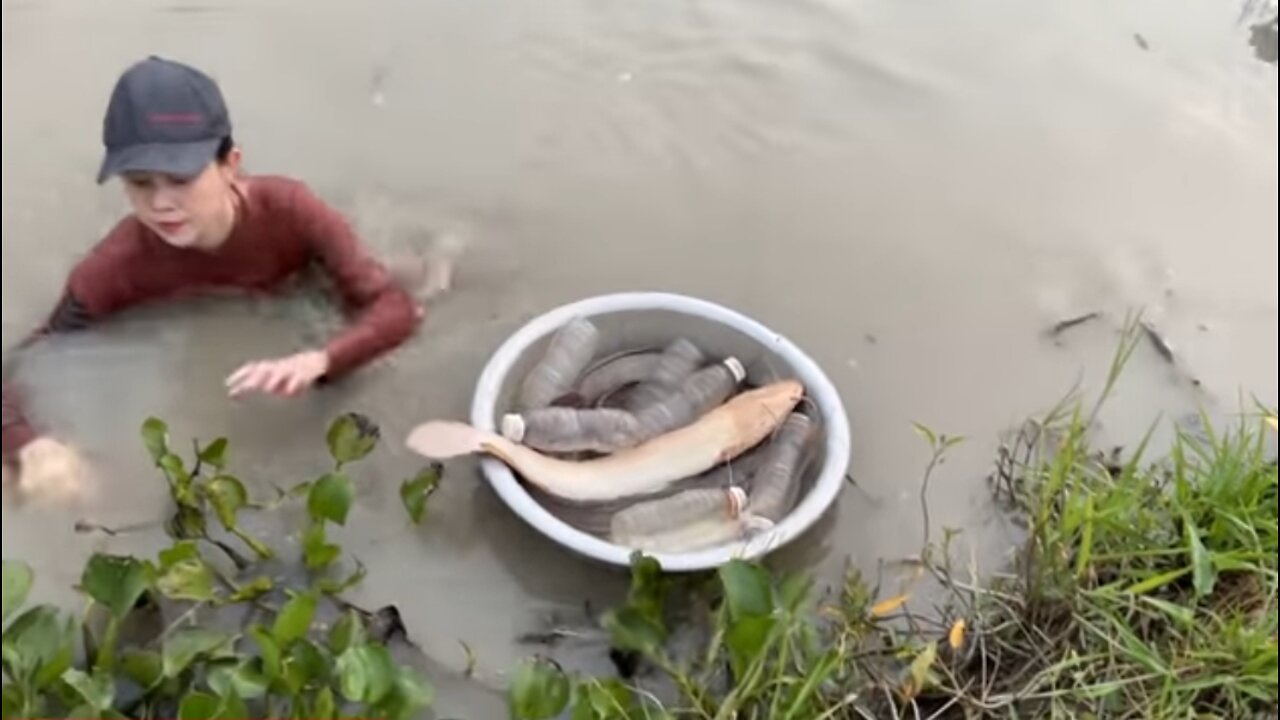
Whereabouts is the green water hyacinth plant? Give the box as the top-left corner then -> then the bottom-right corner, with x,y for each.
2,413 -> 437,720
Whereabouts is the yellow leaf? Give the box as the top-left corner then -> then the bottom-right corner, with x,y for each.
902,641 -> 937,699
948,618 -> 967,649
870,593 -> 909,618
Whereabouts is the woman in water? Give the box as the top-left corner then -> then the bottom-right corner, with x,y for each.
2,56 -> 447,502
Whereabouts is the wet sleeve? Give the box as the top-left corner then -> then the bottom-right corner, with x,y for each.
1,223 -> 148,461
289,183 -> 422,380
2,292 -> 96,459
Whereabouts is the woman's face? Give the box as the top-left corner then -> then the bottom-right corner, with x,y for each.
121,148 -> 241,250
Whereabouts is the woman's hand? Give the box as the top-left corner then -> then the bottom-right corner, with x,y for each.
225,349 -> 330,398
10,437 -> 93,506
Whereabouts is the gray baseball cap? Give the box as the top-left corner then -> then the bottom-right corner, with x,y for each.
97,56 -> 232,184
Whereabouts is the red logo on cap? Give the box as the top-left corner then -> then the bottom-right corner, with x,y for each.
148,113 -> 203,124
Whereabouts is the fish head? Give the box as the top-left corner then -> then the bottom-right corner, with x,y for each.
739,379 -> 806,424
720,379 -> 807,459
753,378 -> 806,418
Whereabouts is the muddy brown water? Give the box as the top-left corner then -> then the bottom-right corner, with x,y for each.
3,0 -> 1277,715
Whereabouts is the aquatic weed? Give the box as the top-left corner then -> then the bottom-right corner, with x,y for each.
2,413 -> 437,720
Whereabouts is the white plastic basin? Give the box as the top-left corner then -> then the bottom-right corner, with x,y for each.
469,292 -> 852,572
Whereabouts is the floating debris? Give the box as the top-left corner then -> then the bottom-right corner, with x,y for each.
1047,311 -> 1101,338
75,519 -> 160,536
516,628 -> 588,647
1140,321 -> 1176,364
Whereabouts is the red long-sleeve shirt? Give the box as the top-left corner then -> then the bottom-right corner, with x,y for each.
1,174 -> 422,461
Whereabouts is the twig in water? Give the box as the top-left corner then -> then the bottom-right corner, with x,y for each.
148,601 -> 209,649
924,688 -> 967,720
848,704 -> 878,720
189,438 -> 204,479
1047,311 -> 1101,338
845,473 -> 884,505
879,681 -> 901,719
919,446 -> 947,551
515,628 -> 595,646
458,640 -> 477,677
74,519 -> 157,536
203,537 -> 252,571
1139,321 -> 1175,364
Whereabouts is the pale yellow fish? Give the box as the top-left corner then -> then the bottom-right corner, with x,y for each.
406,379 -> 805,503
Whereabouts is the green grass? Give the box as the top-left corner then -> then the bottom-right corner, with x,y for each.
948,404 -> 1277,718
950,319 -> 1278,718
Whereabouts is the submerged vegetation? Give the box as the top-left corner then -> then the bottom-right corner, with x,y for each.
3,321 -> 1276,719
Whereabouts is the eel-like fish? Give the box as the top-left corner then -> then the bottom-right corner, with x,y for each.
405,379 -> 805,502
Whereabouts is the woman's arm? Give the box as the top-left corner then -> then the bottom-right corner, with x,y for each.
290,183 -> 424,380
